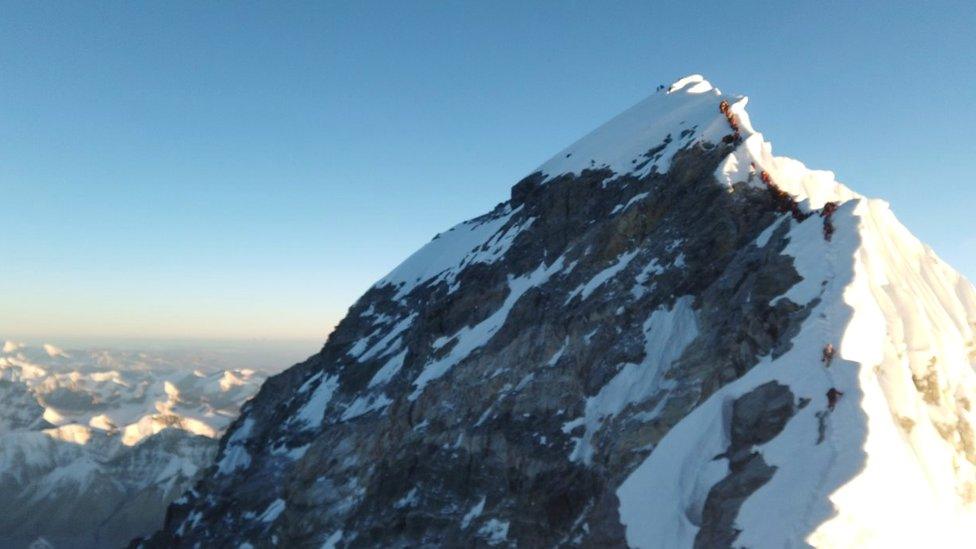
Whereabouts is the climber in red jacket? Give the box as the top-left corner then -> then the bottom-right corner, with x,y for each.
821,201 -> 839,218
821,201 -> 839,242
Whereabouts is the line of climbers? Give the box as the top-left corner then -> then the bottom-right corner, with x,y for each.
719,96 -> 839,241
751,162 -> 841,242
823,344 -> 843,410
756,167 -> 811,222
725,91 -> 845,418
718,100 -> 742,144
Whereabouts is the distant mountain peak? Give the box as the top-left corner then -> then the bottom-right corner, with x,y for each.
0,343 -> 265,547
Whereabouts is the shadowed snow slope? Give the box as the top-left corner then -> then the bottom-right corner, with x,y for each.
141,76 -> 976,548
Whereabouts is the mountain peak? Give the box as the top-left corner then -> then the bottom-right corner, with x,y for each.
535,73 -> 731,182
666,73 -> 715,94
142,77 -> 976,548
534,74 -> 859,218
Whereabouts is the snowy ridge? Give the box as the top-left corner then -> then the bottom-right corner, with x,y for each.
536,72 -> 859,213
716,130 -> 860,209
619,196 -> 976,546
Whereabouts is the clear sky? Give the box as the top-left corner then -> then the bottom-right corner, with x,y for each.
2,1 -> 974,343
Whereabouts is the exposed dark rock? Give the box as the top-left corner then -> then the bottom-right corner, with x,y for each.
694,381 -> 797,549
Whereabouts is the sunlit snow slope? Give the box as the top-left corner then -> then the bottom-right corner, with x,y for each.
144,75 -> 976,548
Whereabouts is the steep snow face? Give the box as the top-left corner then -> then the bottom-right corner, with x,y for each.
376,205 -> 532,300
145,75 -> 976,549
802,199 -> 976,546
618,181 -> 976,546
0,343 -> 265,548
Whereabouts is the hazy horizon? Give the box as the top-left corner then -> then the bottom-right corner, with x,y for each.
1,333 -> 321,373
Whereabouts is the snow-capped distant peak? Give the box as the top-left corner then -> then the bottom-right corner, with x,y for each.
42,343 -> 68,358
2,341 -> 24,353
0,342 -> 270,546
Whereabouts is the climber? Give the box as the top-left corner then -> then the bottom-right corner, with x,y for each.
819,201 -> 839,242
821,201 -> 839,218
760,171 -> 772,185
823,222 -> 835,241
719,100 -> 730,114
826,388 -> 844,411
822,344 -> 836,366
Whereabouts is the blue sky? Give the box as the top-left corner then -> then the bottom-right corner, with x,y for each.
2,1 -> 974,343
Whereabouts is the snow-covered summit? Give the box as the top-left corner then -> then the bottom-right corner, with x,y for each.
537,74 -> 732,181
538,74 -> 858,212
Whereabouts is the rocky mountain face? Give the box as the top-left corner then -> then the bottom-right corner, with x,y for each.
140,76 -> 976,548
0,342 -> 266,548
